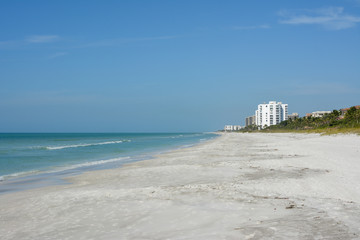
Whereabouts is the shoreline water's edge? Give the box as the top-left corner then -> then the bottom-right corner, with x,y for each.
0,132 -> 220,195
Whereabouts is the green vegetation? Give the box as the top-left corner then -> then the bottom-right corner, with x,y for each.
241,124 -> 258,132
243,106 -> 360,135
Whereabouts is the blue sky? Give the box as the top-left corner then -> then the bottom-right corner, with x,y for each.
1,0 -> 360,132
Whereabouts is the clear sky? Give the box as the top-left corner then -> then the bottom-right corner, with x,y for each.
1,0 -> 359,132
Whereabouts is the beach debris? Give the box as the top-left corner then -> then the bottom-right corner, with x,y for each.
274,196 -> 289,199
285,202 -> 297,209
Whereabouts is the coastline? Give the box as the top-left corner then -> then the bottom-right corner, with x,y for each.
1,132 -> 360,239
0,133 -> 217,194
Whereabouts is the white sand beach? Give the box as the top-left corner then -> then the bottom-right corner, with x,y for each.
1,133 -> 360,239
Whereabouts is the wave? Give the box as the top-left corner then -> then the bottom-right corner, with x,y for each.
0,170 -> 41,182
0,156 -> 131,182
36,140 -> 130,150
53,156 -> 131,171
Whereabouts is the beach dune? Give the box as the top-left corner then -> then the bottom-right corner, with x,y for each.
1,133 -> 360,239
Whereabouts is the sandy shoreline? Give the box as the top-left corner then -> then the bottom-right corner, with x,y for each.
1,133 -> 360,239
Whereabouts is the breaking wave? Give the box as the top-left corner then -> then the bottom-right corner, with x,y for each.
0,156 -> 131,182
40,140 -> 130,150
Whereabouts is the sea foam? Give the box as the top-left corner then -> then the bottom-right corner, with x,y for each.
44,140 -> 130,150
0,156 -> 131,182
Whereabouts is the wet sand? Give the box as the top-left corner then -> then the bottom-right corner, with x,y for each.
1,133 -> 360,239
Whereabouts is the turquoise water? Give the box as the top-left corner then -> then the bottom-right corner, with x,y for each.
0,133 -> 216,182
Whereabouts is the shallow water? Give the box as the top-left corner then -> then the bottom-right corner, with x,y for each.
0,132 -> 217,193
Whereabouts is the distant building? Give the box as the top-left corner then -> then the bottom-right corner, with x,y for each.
224,125 -> 233,131
340,105 -> 360,116
255,101 -> 288,128
288,113 -> 299,121
224,125 -> 243,131
306,111 -> 331,118
245,115 -> 256,127
233,125 -> 242,131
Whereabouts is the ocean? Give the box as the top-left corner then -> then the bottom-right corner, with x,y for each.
0,132 -> 217,193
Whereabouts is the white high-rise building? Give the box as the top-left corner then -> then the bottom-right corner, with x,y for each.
255,101 -> 288,128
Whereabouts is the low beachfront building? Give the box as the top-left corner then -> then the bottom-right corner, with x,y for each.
306,111 -> 331,118
233,125 -> 242,131
288,113 -> 299,121
255,101 -> 288,128
224,125 -> 243,131
224,125 -> 233,131
340,105 -> 360,116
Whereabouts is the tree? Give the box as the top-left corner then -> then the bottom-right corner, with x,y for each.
353,108 -> 360,125
344,107 -> 360,126
332,110 -> 341,117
